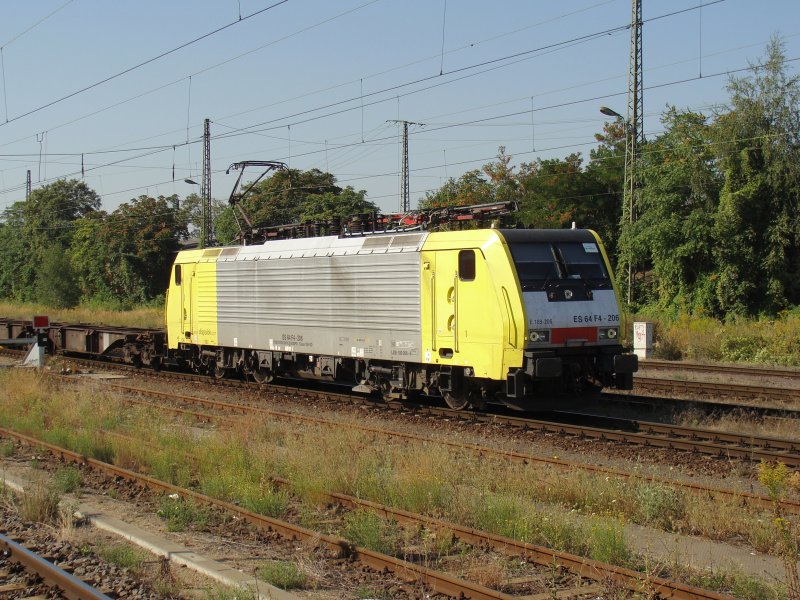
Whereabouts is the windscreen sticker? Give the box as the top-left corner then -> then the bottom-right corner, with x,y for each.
582,243 -> 599,253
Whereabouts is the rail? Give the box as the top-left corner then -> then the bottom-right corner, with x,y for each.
0,532 -> 112,600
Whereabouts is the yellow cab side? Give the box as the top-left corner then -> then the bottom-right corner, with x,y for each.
420,229 -> 526,382
165,249 -> 219,350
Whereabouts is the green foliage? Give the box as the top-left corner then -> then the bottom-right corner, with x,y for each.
35,244 -> 80,308
711,38 -> 800,316
0,179 -> 100,302
256,561 -> 307,589
621,108 -> 721,311
215,168 -> 376,244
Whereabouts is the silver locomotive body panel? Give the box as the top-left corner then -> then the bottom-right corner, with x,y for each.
214,236 -> 423,361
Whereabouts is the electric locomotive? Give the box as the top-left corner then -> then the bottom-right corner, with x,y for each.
164,226 -> 637,410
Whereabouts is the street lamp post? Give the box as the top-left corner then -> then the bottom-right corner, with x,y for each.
600,106 -> 635,305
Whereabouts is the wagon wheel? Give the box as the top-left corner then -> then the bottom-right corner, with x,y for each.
251,366 -> 274,384
213,362 -> 227,380
443,390 -> 471,411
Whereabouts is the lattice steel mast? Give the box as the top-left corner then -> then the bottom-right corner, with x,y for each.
200,118 -> 212,248
387,120 -> 424,213
624,0 -> 644,303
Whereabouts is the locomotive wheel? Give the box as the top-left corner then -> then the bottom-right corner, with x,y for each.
213,363 -> 227,380
252,366 -> 274,384
443,390 -> 470,411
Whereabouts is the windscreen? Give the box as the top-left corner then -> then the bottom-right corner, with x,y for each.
508,241 -> 610,291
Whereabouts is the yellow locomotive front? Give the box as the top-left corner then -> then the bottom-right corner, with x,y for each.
418,228 -> 636,410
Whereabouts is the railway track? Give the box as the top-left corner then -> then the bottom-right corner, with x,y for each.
0,427 -> 739,600
635,374 -> 800,405
596,391 -> 800,420
83,378 -> 800,516
641,359 -> 800,381
75,358 -> 800,467
7,345 -> 800,467
0,532 -> 112,600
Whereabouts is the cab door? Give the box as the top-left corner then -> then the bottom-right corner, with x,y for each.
433,251 -> 458,355
181,263 -> 195,340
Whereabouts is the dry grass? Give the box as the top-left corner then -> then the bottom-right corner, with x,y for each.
0,369 -> 792,599
0,300 -> 163,329
677,408 -> 800,443
636,310 -> 800,367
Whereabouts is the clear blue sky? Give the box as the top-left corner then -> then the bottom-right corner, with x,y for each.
0,0 -> 798,215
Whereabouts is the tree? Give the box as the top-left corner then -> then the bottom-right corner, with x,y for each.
625,108 -> 721,311
0,179 -> 100,301
712,38 -> 800,315
102,195 -> 185,300
298,186 -> 376,222
215,168 -> 373,244
419,170 -> 496,209
35,244 -> 79,308
585,122 -> 626,256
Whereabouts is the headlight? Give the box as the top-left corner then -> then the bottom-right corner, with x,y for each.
599,327 -> 618,340
529,330 -> 550,343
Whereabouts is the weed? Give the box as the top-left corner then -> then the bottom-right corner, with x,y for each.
57,502 -> 78,542
588,519 -> 631,566
203,584 -> 258,600
757,461 -> 800,600
343,509 -> 399,555
685,567 -> 785,600
256,560 -> 307,589
98,543 -> 145,571
635,483 -> 686,530
52,465 -> 83,494
240,488 -> 289,518
0,440 -> 14,457
156,495 -> 210,532
19,482 -> 61,523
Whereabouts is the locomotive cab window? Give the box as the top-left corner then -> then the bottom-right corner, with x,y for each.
174,265 -> 182,286
554,242 -> 609,285
507,243 -> 560,291
458,250 -> 475,281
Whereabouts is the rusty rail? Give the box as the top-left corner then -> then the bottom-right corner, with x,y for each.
0,532 -> 112,600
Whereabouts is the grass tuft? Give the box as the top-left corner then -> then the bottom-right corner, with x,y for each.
256,561 -> 307,589
19,482 -> 61,523
52,465 -> 83,494
156,495 -> 211,532
343,509 -> 399,555
97,543 -> 145,571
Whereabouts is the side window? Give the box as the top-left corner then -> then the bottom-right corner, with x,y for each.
458,250 -> 475,281
174,264 -> 182,286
